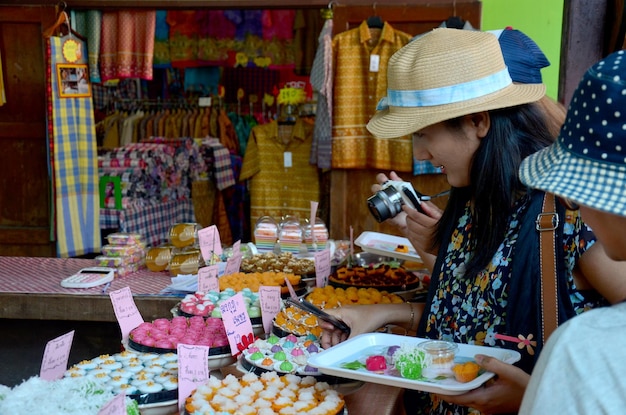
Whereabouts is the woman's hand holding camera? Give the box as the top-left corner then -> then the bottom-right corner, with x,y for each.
374,171 -> 441,271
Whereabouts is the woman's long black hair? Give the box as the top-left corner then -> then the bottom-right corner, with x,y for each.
432,102 -> 555,278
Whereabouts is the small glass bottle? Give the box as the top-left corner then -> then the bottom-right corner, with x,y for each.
419,340 -> 458,379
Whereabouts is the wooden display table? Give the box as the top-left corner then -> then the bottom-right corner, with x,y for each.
0,256 -> 179,322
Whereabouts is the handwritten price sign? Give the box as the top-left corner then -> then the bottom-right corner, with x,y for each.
177,344 -> 210,413
98,393 -> 126,415
259,285 -> 281,335
109,286 -> 144,342
315,248 -> 332,288
40,330 -> 74,380
198,265 -> 220,293
198,225 -> 223,263
220,292 -> 253,354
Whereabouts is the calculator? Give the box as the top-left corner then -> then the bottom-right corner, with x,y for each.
60,267 -> 116,289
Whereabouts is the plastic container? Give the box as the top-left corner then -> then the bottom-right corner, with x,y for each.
278,215 -> 303,254
304,217 -> 329,252
253,216 -> 279,252
101,244 -> 144,258
145,245 -> 173,272
419,340 -> 459,379
168,223 -> 199,248
106,232 -> 144,246
169,249 -> 201,276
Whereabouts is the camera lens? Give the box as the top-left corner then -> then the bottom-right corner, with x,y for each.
367,186 -> 404,222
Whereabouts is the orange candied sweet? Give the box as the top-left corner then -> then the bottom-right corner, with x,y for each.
395,244 -> 410,253
452,361 -> 481,383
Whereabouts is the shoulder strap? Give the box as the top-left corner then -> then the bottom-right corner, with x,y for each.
537,192 -> 559,341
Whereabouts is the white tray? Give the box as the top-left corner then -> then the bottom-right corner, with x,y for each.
355,231 -> 422,262
307,333 -> 521,395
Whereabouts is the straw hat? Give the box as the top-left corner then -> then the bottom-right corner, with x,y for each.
520,50 -> 626,216
366,28 -> 546,139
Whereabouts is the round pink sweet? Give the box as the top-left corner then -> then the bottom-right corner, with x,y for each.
205,318 -> 222,327
171,316 -> 188,326
285,334 -> 298,343
153,318 -> 170,328
291,348 -> 305,356
142,337 -> 156,347
135,322 -> 154,332
155,339 -> 173,349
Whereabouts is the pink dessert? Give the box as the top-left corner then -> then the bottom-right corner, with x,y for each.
129,317 -> 229,351
366,355 -> 387,372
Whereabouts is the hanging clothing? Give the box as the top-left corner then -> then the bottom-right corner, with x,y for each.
46,35 -> 100,257
100,10 -> 156,81
309,18 -> 334,169
71,10 -> 102,83
153,10 -> 171,68
0,50 -> 6,106
240,118 -> 319,226
331,21 -> 413,171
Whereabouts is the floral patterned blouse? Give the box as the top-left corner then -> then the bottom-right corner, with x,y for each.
413,194 -> 604,415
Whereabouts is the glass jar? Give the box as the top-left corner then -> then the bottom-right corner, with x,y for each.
419,340 -> 458,379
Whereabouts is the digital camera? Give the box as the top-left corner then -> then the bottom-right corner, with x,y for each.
367,180 -> 425,223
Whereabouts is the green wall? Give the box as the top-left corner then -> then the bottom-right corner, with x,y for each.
481,0 -> 564,100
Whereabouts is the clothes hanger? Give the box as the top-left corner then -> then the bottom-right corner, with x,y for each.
320,0 -> 334,20
445,16 -> 465,29
42,2 -> 87,41
366,2 -> 384,29
445,1 -> 465,30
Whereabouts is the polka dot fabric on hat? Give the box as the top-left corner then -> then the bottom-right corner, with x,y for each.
519,50 -> 626,216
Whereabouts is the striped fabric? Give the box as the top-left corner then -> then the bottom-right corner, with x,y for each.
48,35 -> 101,257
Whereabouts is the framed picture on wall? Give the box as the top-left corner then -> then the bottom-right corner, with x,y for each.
56,63 -> 91,98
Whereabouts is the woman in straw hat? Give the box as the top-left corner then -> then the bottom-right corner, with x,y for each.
320,28 -> 625,415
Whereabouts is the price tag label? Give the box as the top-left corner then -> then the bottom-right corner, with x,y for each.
109,286 -> 144,342
310,201 -> 319,250
40,330 -> 74,381
370,54 -> 380,72
98,394 -> 126,415
198,265 -> 220,293
283,151 -> 293,168
223,253 -> 242,276
198,225 -> 223,262
220,293 -> 254,355
284,276 -> 299,299
259,285 -> 281,335
315,249 -> 331,288
177,344 -> 211,413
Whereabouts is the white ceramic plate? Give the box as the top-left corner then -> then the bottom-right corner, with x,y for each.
307,333 -> 521,395
355,231 -> 422,262
138,399 -> 178,415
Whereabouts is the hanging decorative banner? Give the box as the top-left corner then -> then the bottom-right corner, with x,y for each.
62,38 -> 82,63
263,93 -> 274,107
277,87 -> 306,106
237,88 -> 245,101
235,52 -> 249,67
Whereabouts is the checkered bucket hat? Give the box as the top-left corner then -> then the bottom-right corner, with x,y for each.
520,50 -> 626,216
366,28 -> 546,138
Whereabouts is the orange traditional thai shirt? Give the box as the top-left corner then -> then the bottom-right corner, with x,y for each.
331,21 -> 413,171
240,118 -> 319,226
